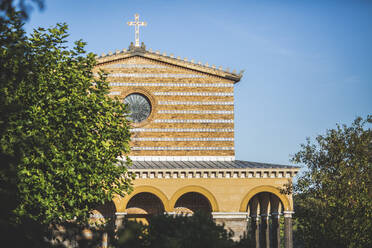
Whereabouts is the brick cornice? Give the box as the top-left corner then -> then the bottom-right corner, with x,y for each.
128,168 -> 300,179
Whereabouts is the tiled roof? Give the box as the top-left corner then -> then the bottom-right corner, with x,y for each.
129,160 -> 297,170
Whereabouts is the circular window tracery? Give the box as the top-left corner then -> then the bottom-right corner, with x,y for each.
124,93 -> 152,123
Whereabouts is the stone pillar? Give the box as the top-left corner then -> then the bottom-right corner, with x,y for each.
284,211 -> 294,248
102,232 -> 108,248
260,214 -> 270,248
212,212 -> 248,242
271,213 -> 280,248
250,215 -> 260,248
115,212 -> 127,229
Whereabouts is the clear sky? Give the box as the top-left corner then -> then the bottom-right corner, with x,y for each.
23,0 -> 372,165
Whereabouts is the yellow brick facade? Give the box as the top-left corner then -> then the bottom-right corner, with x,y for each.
95,53 -> 238,157
93,45 -> 299,245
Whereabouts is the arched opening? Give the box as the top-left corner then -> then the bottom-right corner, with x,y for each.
90,201 -> 117,226
174,192 -> 212,214
126,192 -> 165,215
95,201 -> 117,219
246,192 -> 284,214
246,192 -> 285,248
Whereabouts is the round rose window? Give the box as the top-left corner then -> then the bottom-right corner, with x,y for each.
124,93 -> 152,123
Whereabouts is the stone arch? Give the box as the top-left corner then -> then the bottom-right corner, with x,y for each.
174,192 -> 212,214
95,201 -> 117,218
126,192 -> 164,215
242,187 -> 292,248
121,186 -> 171,212
239,185 -> 292,212
169,185 -> 219,212
90,201 -> 117,226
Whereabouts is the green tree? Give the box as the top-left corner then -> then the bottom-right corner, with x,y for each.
292,116 -> 372,248
115,212 -> 238,248
0,0 -> 44,20
0,12 -> 133,246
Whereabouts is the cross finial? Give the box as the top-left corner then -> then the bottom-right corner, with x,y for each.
127,14 -> 147,47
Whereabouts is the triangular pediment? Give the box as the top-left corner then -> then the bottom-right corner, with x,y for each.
95,46 -> 242,83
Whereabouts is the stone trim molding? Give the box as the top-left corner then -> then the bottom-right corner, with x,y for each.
131,147 -> 234,151
128,156 -> 235,161
104,73 -> 206,78
157,110 -> 234,115
158,101 -> 233,105
130,128 -> 234,132
115,212 -> 279,219
108,91 -> 121,95
108,82 -> 233,88
103,64 -> 168,69
212,212 -> 249,219
154,92 -> 233,97
129,168 -> 299,179
132,137 -> 234,141
153,119 -> 233,123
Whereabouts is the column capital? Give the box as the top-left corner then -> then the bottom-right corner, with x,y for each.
283,211 -> 294,218
249,214 -> 261,219
271,212 -> 281,218
260,213 -> 271,220
115,212 -> 127,216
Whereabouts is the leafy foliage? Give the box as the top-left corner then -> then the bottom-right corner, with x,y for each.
0,0 -> 44,20
292,116 -> 372,248
114,212 -> 239,248
0,11 -> 133,246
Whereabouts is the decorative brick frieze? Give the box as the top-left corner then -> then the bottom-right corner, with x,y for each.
132,137 -> 234,141
108,82 -> 233,88
130,128 -> 234,132
153,92 -> 233,96
104,73 -> 207,78
158,101 -> 234,106
157,110 -> 233,115
131,147 -> 234,151
153,119 -> 234,123
129,150 -> 235,156
133,133 -> 234,139
103,64 -> 168,69
143,124 -> 234,130
128,156 -> 235,161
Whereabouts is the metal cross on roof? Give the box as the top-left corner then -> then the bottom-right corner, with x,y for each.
127,14 -> 147,47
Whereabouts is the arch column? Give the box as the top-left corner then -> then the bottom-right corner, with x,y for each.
284,211 -> 294,248
242,188 -> 293,248
271,213 -> 280,248
259,193 -> 270,248
249,196 -> 260,248
270,194 -> 282,248
213,212 -> 248,242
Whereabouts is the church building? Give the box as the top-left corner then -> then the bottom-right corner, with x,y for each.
93,14 -> 299,248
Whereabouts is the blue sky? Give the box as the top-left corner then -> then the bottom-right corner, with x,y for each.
23,0 -> 371,165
